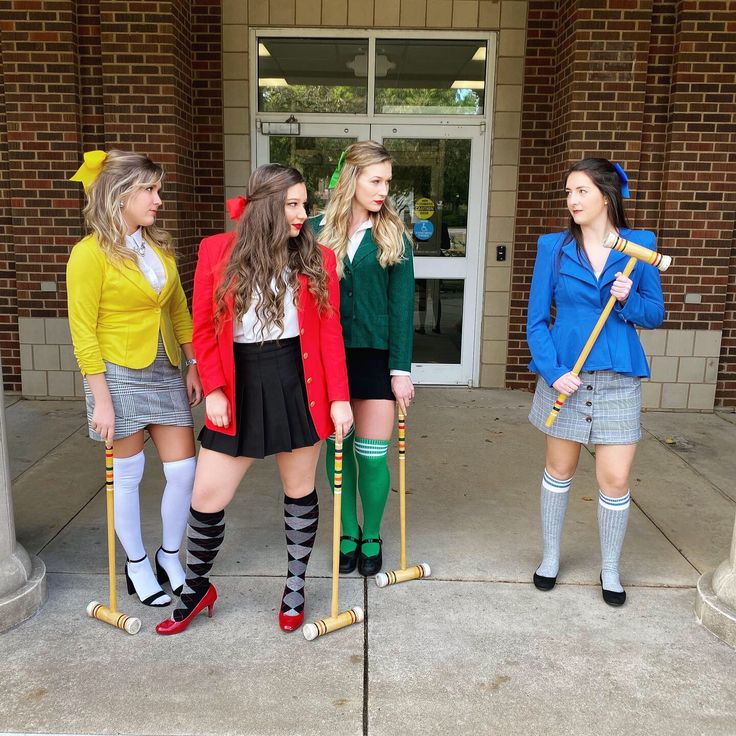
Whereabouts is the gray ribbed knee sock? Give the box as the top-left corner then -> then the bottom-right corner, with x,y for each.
535,469 -> 572,578
598,490 -> 630,593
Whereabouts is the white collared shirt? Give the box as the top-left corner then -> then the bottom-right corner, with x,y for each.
233,272 -> 299,343
126,229 -> 167,294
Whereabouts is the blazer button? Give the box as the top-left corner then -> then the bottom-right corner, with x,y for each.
300,328 -> 305,335
303,352 -> 309,359
306,377 -> 313,384
309,400 -> 316,408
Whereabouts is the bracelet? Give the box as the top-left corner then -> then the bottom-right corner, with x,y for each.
184,357 -> 198,367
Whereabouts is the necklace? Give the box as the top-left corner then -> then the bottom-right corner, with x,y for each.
130,239 -> 146,257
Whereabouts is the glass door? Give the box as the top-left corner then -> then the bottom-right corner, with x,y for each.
256,122 -> 486,385
372,125 -> 484,385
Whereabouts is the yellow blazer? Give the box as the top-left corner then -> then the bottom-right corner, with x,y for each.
66,234 -> 193,376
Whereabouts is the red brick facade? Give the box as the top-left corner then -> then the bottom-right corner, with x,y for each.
0,0 -> 223,391
508,0 -> 736,407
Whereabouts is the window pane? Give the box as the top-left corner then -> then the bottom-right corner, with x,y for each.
375,40 -> 485,115
383,138 -> 471,257
258,38 -> 368,113
268,137 -> 353,215
414,280 -> 464,364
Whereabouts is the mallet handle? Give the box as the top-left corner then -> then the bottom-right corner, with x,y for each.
544,256 -> 637,427
302,607 -> 364,641
398,411 -> 407,571
331,439 -> 343,621
105,445 -> 117,613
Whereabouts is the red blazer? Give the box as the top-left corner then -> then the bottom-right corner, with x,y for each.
192,232 -> 349,439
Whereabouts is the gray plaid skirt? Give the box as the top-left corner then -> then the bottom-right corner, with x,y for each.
84,338 -> 193,441
528,370 -> 641,445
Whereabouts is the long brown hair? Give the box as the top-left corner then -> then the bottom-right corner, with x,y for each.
214,164 -> 330,336
319,140 -> 409,278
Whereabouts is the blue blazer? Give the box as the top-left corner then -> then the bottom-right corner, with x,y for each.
527,229 -> 665,386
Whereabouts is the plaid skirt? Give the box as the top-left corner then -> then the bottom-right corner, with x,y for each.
528,370 -> 641,445
84,338 -> 193,441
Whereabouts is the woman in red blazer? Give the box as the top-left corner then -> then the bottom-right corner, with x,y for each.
157,164 -> 353,636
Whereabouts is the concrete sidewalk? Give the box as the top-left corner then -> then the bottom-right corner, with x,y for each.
1,388 -> 735,736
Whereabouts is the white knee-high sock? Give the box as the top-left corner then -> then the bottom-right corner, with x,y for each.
536,469 -> 572,578
161,456 -> 196,550
113,450 -> 147,561
598,489 -> 631,593
157,456 -> 196,594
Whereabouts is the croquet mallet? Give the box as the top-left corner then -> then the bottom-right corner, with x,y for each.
544,232 -> 672,428
375,411 -> 431,588
303,436 -> 364,640
86,445 -> 141,635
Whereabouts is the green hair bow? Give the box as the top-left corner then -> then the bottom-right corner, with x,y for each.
328,150 -> 347,190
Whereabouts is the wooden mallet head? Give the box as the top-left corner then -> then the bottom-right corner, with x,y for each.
603,232 -> 672,272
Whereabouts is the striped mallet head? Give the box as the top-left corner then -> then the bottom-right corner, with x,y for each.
375,563 -> 431,588
602,232 -> 672,272
86,601 -> 141,635
302,606 -> 364,641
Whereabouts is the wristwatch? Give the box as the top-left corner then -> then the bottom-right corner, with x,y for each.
184,357 -> 198,367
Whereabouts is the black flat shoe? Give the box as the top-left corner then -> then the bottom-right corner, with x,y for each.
358,538 -> 382,577
600,573 -> 626,606
339,533 -> 361,574
533,570 -> 557,591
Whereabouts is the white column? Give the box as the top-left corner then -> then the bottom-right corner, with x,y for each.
0,359 -> 47,633
696,511 -> 736,648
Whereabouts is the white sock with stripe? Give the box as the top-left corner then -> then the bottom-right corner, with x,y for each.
598,489 -> 631,593
535,469 -> 573,578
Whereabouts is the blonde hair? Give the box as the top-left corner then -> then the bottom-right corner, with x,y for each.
319,140 -> 409,277
82,149 -> 172,265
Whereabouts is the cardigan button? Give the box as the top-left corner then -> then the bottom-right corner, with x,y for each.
587,385 -> 593,390
309,400 -> 316,408
585,416 -> 592,422
303,352 -> 309,359
585,401 -> 592,407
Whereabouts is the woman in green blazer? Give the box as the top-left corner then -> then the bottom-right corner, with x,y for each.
311,140 -> 414,576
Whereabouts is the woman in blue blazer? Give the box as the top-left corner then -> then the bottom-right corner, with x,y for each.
526,158 -> 665,606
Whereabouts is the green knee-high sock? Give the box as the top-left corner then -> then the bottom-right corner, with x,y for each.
355,437 -> 391,558
326,427 -> 359,554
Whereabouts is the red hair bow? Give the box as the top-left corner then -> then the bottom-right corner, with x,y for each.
226,195 -> 248,221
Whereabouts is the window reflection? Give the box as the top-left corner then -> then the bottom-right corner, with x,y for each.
414,280 -> 463,364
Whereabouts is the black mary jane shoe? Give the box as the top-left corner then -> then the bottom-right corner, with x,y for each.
339,533 -> 361,574
533,570 -> 557,591
600,573 -> 626,607
358,538 -> 383,577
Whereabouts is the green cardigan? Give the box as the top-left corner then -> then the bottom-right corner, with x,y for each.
310,216 -> 414,372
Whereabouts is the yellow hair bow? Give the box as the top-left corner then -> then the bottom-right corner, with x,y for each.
70,150 -> 108,191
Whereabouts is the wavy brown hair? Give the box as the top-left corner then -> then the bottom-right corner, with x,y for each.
215,164 -> 330,337
83,150 -> 172,266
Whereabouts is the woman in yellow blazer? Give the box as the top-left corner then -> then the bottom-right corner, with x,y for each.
67,150 -> 202,607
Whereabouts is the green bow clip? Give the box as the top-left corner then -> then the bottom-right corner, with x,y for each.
328,150 -> 347,189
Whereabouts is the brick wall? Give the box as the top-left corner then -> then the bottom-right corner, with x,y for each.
0,0 -> 223,393
508,0 -> 736,408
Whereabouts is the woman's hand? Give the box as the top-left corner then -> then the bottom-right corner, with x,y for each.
205,388 -> 230,429
552,372 -> 581,396
186,365 -> 203,407
330,400 -> 353,444
391,375 -> 415,416
91,401 -> 116,443
611,271 -> 632,303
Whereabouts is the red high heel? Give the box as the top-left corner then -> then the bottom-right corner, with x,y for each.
155,584 -> 217,635
279,608 -> 305,632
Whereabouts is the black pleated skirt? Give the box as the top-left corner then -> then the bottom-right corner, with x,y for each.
345,348 -> 394,401
198,337 -> 320,459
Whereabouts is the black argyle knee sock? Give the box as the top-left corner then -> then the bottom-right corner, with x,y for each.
281,489 -> 319,619
172,507 -> 225,622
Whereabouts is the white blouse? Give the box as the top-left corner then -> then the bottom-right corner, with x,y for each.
233,273 -> 299,343
126,229 -> 167,294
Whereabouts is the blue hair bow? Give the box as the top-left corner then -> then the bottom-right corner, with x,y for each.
612,163 -> 630,199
